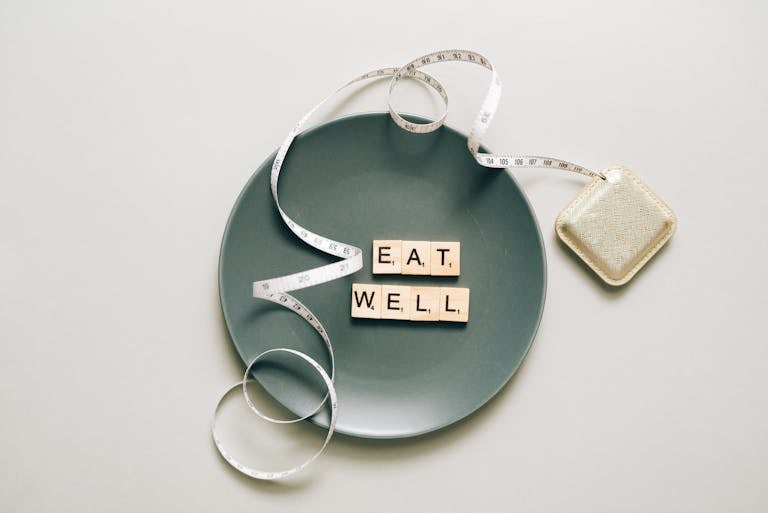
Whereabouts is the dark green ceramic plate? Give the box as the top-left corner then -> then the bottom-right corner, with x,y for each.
219,113 -> 545,439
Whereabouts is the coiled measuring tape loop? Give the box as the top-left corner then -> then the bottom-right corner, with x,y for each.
242,292 -> 334,424
212,348 -> 338,481
388,49 -> 606,180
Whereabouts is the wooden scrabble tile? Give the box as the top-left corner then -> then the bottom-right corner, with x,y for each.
401,240 -> 431,275
372,240 -> 402,274
439,287 -> 470,322
430,241 -> 460,276
381,285 -> 411,320
409,286 -> 440,321
351,283 -> 382,319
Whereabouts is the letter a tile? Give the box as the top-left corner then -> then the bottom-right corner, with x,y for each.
401,241 -> 431,275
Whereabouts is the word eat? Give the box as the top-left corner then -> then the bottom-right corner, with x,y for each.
372,240 -> 460,276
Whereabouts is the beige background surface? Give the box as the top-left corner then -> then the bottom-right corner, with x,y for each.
1,1 -> 767,511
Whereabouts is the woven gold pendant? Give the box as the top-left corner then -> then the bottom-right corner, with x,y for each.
556,166 -> 676,286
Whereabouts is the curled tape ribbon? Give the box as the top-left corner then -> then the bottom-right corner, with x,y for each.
213,49 -> 603,479
212,348 -> 338,480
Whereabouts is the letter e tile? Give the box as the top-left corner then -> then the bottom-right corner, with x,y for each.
381,285 -> 411,320
372,240 -> 402,274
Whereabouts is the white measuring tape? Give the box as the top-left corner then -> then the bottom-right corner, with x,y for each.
212,348 -> 338,480
213,49 -> 603,479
